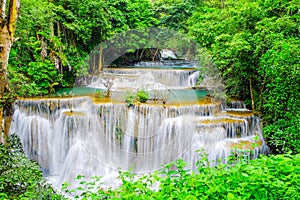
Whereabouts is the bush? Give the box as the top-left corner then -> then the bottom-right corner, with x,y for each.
125,91 -> 136,107
136,89 -> 149,103
0,134 -> 65,199
66,154 -> 300,199
125,89 -> 150,106
264,115 -> 300,154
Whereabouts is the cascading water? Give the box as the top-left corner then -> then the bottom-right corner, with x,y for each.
88,67 -> 199,90
9,64 -> 268,190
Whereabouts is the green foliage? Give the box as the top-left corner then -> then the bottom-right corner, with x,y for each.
108,0 -> 158,33
188,1 -> 264,100
136,89 -> 149,103
0,134 -> 65,199
125,91 -> 136,107
8,0 -> 157,96
8,67 -> 40,97
259,39 -> 300,123
264,116 -> 300,154
259,39 -> 300,153
187,0 -> 300,154
65,154 -> 300,199
153,0 -> 199,31
256,24 -> 300,154
125,89 -> 150,106
8,0 -> 69,96
95,90 -> 106,98
27,61 -> 61,95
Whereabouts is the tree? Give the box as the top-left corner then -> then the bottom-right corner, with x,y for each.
8,0 -> 158,89
153,0 -> 199,32
0,0 -> 20,136
187,0 -> 300,153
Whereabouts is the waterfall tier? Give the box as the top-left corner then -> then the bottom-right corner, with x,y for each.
9,96 -> 268,187
86,68 -> 200,90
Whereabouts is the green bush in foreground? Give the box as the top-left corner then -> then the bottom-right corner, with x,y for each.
0,134 -> 64,200
66,153 -> 300,200
2,135 -> 300,199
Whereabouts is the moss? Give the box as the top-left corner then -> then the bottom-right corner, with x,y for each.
226,110 -> 254,117
197,118 -> 244,125
62,111 -> 85,117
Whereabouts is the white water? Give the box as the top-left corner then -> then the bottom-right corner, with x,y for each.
9,66 -> 268,190
88,68 -> 199,90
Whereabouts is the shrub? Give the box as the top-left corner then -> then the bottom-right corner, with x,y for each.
136,89 -> 149,103
0,134 -> 65,199
125,89 -> 150,106
65,154 -> 300,199
125,91 -> 136,107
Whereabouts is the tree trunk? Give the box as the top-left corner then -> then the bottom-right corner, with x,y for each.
152,48 -> 159,62
0,24 -> 12,136
249,77 -> 255,111
98,45 -> 103,74
0,0 -> 20,139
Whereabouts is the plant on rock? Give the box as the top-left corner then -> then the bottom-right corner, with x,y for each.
125,89 -> 150,106
125,91 -> 136,107
136,89 -> 150,103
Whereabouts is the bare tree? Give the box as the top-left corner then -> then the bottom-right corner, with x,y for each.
0,0 -> 20,136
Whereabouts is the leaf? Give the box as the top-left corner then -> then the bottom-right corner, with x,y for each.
227,193 -> 235,199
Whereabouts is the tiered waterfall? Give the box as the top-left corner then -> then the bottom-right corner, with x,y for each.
9,64 -> 268,187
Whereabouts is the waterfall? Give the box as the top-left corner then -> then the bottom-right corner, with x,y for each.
227,101 -> 247,109
188,71 -> 200,87
87,68 -> 199,90
9,65 -> 268,189
9,96 -> 268,187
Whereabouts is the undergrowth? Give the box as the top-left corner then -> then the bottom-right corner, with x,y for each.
65,153 -> 300,199
1,135 -> 299,199
0,134 -> 63,199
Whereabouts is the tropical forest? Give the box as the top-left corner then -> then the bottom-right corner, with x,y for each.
0,0 -> 299,199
